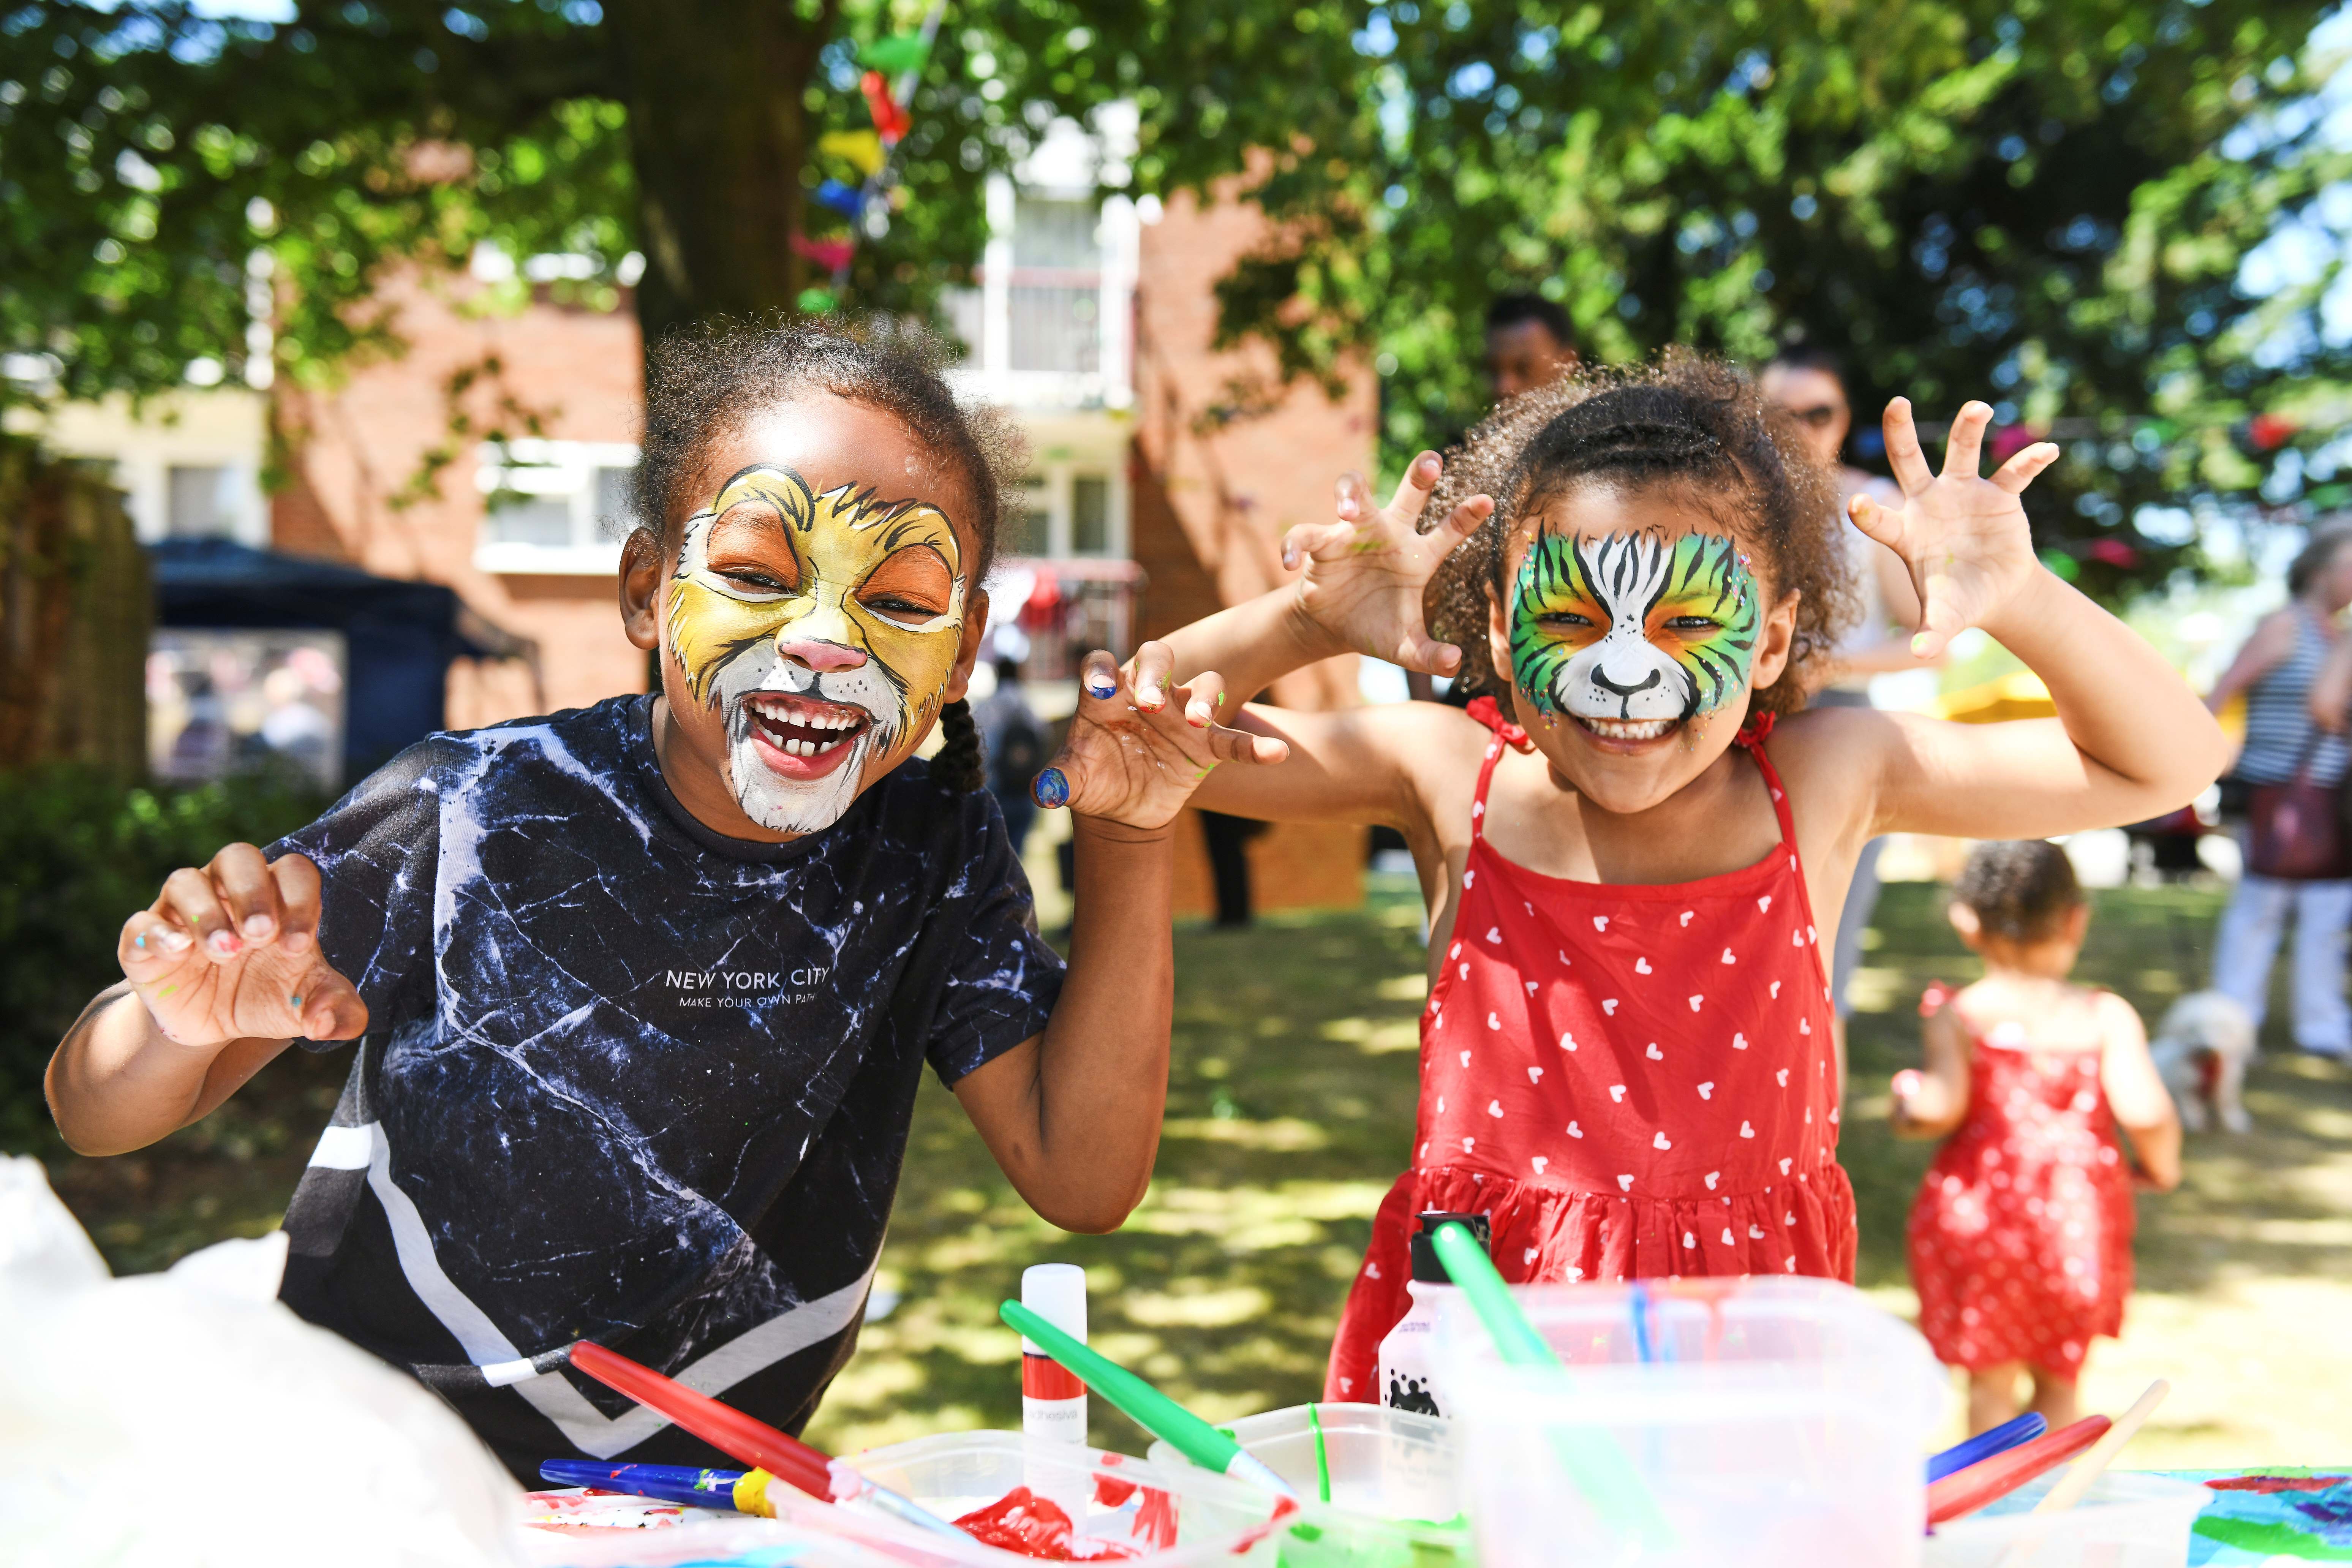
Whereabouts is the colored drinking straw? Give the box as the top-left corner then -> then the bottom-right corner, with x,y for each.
1924,1415 -> 2111,1526
567,1341 -> 965,1541
998,1299 -> 1295,1497
1427,1222 -> 1674,1551
1306,1402 -> 1332,1505
1927,1412 -> 2046,1483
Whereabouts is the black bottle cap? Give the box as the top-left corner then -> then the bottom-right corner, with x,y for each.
1408,1210 -> 1492,1284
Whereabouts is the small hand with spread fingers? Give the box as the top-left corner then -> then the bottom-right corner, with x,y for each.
1279,451 -> 1495,675
1849,398 -> 2062,662
1031,643 -> 1290,831
117,842 -> 368,1050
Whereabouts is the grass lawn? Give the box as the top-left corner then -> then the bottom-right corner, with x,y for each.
34,872 -> 2352,1465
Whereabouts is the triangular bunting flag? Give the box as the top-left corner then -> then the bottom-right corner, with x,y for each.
814,178 -> 865,218
858,33 -> 929,76
860,71 -> 910,143
790,234 -> 855,272
817,130 -> 885,178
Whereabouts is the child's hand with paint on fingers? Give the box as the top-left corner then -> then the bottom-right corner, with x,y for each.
117,843 -> 368,1050
1846,399 -> 2061,662
1279,452 -> 1495,677
1032,642 -> 1289,831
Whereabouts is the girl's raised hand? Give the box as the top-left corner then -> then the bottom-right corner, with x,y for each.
1851,399 -> 2062,662
117,844 -> 368,1050
1031,643 -> 1290,831
1280,453 -> 1494,676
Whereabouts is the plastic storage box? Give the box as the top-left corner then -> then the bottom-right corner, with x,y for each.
1923,1471 -> 2210,1567
1148,1402 -> 1469,1564
1436,1276 -> 1945,1568
753,1430 -> 1291,1565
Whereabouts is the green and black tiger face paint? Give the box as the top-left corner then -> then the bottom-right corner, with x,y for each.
1509,529 -> 1761,724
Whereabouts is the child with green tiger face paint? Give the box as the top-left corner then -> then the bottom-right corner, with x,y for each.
1509,526 -> 1762,731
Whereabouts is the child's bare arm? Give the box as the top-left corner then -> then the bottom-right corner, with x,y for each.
2098,991 -> 2183,1191
952,643 -> 1283,1233
1157,454 -> 1492,723
1843,401 -> 2229,840
46,845 -> 368,1156
1890,1001 -> 1972,1139
2309,629 -> 2352,734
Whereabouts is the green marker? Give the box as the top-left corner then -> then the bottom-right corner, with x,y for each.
997,1299 -> 1295,1498
1428,1222 -> 1675,1550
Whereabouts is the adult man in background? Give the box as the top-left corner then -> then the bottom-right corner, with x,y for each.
1483,294 -> 1578,400
1760,344 -> 1936,1072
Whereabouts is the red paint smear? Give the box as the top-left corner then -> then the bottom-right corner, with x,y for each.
1093,1473 -> 1139,1508
1136,1487 -> 1178,1551
955,1487 -> 1138,1562
2205,1475 -> 2352,1493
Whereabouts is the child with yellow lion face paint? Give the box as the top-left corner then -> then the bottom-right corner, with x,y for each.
47,322 -> 1281,1481
1106,355 -> 2227,1407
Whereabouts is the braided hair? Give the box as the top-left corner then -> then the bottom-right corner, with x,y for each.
632,316 -> 1025,793
1424,351 -> 1854,718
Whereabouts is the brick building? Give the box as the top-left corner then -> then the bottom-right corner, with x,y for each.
39,168 -> 1373,915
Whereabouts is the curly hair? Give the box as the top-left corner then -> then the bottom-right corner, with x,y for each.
1424,352 -> 1855,718
1951,839 -> 2083,942
629,316 -> 1027,793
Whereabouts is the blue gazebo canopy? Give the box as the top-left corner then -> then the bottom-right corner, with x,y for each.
147,538 -> 510,780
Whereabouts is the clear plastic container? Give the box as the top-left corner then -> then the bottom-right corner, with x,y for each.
1923,1471 -> 2210,1567
520,1500 -> 901,1566
752,1431 -> 1291,1566
1148,1402 -> 1470,1565
1436,1276 -> 1946,1568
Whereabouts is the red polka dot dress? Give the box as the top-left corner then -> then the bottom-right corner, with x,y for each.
1906,986 -> 2135,1378
1325,699 -> 1856,1402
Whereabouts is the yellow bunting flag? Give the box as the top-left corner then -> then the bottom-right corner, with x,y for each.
818,130 -> 885,178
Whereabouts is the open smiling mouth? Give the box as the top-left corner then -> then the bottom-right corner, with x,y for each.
1574,715 -> 1680,743
743,692 -> 873,761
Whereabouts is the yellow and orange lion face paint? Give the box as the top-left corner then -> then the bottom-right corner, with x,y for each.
665,464 -> 966,833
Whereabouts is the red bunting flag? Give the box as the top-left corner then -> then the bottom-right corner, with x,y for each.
790,234 -> 855,273
860,70 -> 910,144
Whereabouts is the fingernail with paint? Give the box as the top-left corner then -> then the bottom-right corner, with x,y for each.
1086,675 -> 1118,699
209,931 -> 240,955
1032,768 -> 1071,809
1911,633 -> 1931,657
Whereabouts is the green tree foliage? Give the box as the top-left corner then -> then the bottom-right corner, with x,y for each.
5,2 -> 2348,596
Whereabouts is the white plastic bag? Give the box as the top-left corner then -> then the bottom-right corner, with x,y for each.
0,1155 -> 525,1567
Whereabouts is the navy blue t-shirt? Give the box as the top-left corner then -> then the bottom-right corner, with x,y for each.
272,695 -> 1061,1479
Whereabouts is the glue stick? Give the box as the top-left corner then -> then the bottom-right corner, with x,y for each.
1021,1263 -> 1088,1443
1020,1264 -> 1090,1520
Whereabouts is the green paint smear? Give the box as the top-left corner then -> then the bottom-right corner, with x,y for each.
2194,1515 -> 2352,1559
1277,1513 -> 1471,1568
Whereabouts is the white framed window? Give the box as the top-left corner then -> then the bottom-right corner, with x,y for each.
1012,462 -> 1126,559
474,439 -> 639,574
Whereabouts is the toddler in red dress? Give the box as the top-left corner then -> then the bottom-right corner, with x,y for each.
1895,840 -> 2181,1434
1059,358 -> 2224,1405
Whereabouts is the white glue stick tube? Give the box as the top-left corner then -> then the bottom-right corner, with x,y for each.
1020,1264 -> 1088,1443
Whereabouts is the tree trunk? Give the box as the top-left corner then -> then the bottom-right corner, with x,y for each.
0,438 -> 148,774
602,0 -> 839,348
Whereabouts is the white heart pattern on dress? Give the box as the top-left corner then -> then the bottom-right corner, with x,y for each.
1487,1099 -> 1505,1118
1617,1175 -> 1634,1192
1449,942 -> 1461,959
1732,1032 -> 1749,1050
1799,1018 -> 1812,1036
1593,915 -> 1609,931
1486,926 -> 1502,944
1463,869 -> 1475,887
1679,910 -> 1694,927
1704,1171 -> 1720,1190
1652,1130 -> 1671,1150
1609,1085 -> 1627,1102
1721,1227 -> 1735,1245
1527,1065 -> 1544,1084
1488,1012 -> 1502,1031
1460,1050 -> 1472,1067
1758,895 -> 1772,913
1525,980 -> 1539,996
1780,1157 -> 1792,1175
1462,1136 -> 1476,1152
1602,999 -> 1619,1016
1776,1069 -> 1789,1087
1459,962 -> 1469,979
1645,1042 -> 1664,1060
1635,956 -> 1652,974
1532,1155 -> 1549,1173
1683,1231 -> 1696,1249
1749,1225 -> 1766,1240
1688,995 -> 1703,1012
1698,1082 -> 1715,1100
1770,981 -> 1782,999
1437,1096 -> 1446,1113
1524,1247 -> 1539,1266
1559,1032 -> 1577,1052
1722,948 -> 1737,964
1740,1121 -> 1756,1138
1566,1121 -> 1584,1138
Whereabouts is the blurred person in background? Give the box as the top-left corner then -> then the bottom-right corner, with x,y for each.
975,630 -> 1048,859
2205,525 -> 2352,1059
1483,294 -> 1578,401
1761,344 -> 1932,1065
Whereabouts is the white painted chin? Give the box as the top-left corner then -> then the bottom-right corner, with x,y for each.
711,648 -> 904,835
